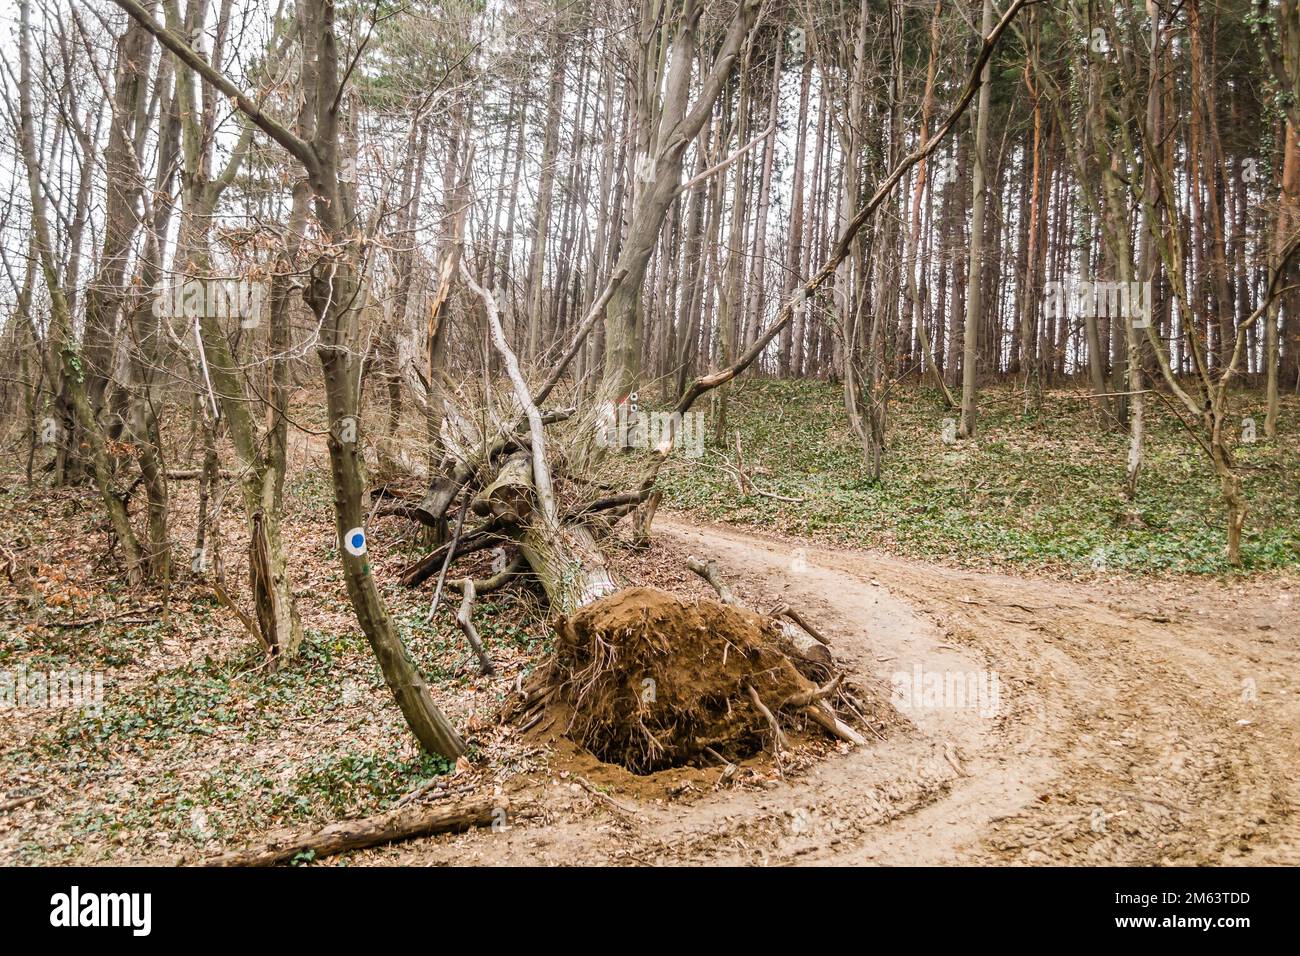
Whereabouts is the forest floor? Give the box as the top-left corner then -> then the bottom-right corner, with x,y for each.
1,381 -> 1297,865
660,379 -> 1300,574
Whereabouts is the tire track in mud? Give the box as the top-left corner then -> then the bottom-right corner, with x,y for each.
654,517 -> 1298,865
381,516 -> 1298,866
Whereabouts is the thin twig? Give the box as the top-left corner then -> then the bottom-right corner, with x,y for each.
426,493 -> 470,623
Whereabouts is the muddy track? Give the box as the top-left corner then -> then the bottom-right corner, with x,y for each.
378,515 -> 1300,866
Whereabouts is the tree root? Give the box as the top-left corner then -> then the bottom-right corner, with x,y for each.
746,682 -> 789,753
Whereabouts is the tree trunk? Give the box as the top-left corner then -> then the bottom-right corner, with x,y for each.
957,0 -> 995,438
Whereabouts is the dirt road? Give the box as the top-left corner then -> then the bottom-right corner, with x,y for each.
382,515 -> 1299,866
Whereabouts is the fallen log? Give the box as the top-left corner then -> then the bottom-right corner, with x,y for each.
519,520 -> 618,614
567,487 -> 654,521
0,791 -> 46,813
403,408 -> 574,529
398,519 -> 506,587
471,452 -> 533,525
202,797 -> 503,867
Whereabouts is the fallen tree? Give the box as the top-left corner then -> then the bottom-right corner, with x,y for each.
114,0 -> 1028,765
203,796 -> 503,867
383,0 -> 1029,769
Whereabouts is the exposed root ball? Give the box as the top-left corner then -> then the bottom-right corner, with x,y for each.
553,587 -> 817,774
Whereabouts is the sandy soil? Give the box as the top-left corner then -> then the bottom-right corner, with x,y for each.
364,513 -> 1299,866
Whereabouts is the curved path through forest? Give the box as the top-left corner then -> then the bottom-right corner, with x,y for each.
384,514 -> 1299,866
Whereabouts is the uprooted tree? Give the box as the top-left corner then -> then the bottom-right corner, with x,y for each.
112,0 -> 1028,763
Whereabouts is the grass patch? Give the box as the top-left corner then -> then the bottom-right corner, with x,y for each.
658,379 -> 1299,575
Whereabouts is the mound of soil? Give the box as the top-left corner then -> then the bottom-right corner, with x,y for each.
550,587 -> 817,774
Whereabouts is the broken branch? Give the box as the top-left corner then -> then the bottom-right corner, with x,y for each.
202,797 -> 503,866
